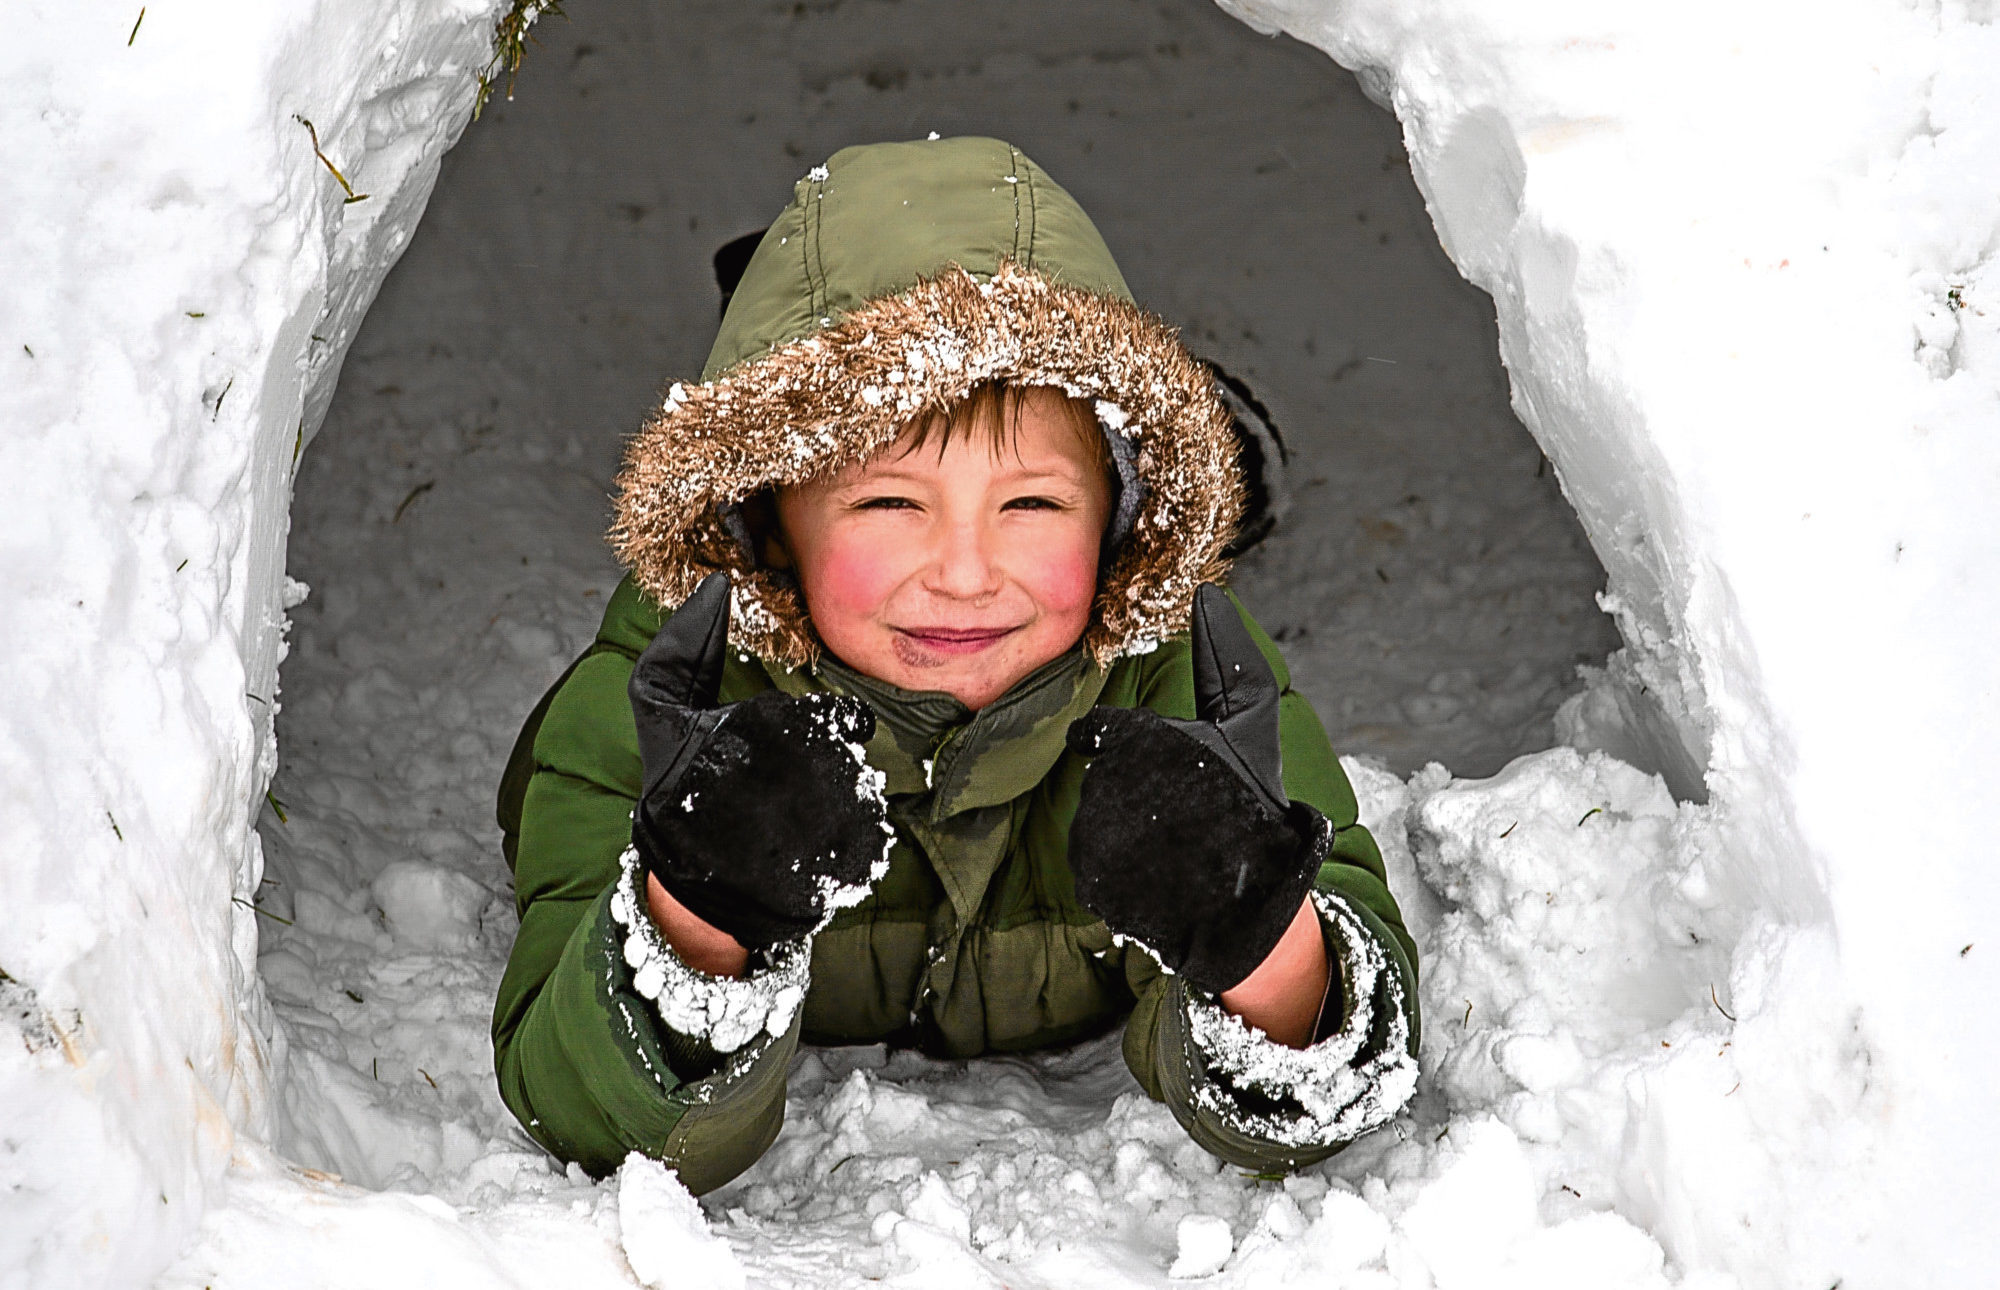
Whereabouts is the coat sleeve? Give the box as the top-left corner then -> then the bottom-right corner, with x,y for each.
1115,591 -> 1421,1173
490,601 -> 799,1192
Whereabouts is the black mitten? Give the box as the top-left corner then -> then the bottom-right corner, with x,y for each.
1066,584 -> 1328,995
629,573 -> 888,949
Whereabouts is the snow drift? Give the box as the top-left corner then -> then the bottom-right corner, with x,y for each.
4,0 -> 1996,1286
1217,0 -> 2000,1281
2,2 -> 508,1284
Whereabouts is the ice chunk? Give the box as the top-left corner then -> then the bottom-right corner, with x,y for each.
1169,1213 -> 1233,1279
369,862 -> 488,952
617,1153 -> 745,1290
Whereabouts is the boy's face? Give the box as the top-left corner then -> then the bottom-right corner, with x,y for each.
774,388 -> 1112,710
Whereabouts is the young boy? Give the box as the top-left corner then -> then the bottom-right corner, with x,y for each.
491,137 -> 1419,1193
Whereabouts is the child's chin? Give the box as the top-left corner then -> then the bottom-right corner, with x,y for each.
874,641 -> 1027,709
934,672 -> 1021,711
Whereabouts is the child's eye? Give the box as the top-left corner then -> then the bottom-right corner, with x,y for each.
1002,496 -> 1065,512
853,495 -> 919,511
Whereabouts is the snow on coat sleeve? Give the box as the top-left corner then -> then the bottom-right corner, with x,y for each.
1175,889 -> 1418,1150
607,846 -> 811,1055
1114,593 -> 1422,1172
1120,814 -> 1421,1172
490,607 -> 804,1191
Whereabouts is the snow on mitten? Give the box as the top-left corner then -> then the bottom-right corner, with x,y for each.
1065,584 -> 1328,995
629,573 -> 888,950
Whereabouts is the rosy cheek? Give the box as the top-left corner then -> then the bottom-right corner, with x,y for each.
797,530 -> 904,643
1027,537 -> 1101,630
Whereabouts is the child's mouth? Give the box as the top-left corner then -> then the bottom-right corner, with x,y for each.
893,625 -> 1017,658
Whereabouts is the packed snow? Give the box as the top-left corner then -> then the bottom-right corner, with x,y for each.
1219,0 -> 2000,1280
5,0 -> 1996,1287
174,751 -> 1769,1290
4,1 -> 510,1285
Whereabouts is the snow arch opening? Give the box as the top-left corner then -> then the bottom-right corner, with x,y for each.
8,1 -> 1996,1287
257,0 -> 1619,1194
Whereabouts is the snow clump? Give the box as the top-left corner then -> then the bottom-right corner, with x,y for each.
617,1152 -> 747,1290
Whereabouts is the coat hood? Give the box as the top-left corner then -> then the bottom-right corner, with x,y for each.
610,136 -> 1243,667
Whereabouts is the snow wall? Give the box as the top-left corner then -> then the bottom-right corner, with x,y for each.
1214,0 -> 2000,1282
3,0 -> 1994,1286
2,2 -> 509,1284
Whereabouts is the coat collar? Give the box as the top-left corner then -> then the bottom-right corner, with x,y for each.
769,645 -> 1107,820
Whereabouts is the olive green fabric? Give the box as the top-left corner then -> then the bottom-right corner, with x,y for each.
703,137 -> 1132,379
494,134 -> 1416,1189
491,577 -> 1420,1187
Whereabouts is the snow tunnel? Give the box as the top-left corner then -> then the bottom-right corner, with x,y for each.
6,2 -> 1996,1287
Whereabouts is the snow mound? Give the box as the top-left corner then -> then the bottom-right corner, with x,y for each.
1370,752 -> 1868,1288
617,1153 -> 747,1290
1169,1213 -> 1234,1279
2,2 -> 508,1283
1219,0 -> 2000,1280
372,861 -> 491,951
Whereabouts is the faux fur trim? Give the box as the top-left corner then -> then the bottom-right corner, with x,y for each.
609,261 -> 1243,667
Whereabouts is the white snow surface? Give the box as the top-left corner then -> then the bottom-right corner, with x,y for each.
4,0 -> 1995,1288
618,1154 -> 748,1290
1219,0 -> 2000,1280
3,1 -> 507,1286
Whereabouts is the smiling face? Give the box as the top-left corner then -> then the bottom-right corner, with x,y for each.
772,385 -> 1113,710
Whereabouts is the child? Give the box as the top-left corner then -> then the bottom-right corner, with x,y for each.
491,137 -> 1419,1193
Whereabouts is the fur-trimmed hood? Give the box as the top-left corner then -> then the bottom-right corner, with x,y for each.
610,137 -> 1244,667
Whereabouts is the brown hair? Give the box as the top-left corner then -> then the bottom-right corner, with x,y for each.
746,380 -> 1116,573
897,380 -> 1111,476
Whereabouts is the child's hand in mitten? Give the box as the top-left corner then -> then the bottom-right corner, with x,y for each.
1065,584 -> 1329,996
629,573 -> 889,952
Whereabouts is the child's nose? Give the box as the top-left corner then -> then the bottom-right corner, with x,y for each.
925,517 -> 1004,601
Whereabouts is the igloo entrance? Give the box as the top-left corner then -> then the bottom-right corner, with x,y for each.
254,0 -> 1615,1250
14,0 -> 1994,1285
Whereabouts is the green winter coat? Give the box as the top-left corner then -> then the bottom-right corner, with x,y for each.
489,137 -> 1420,1193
